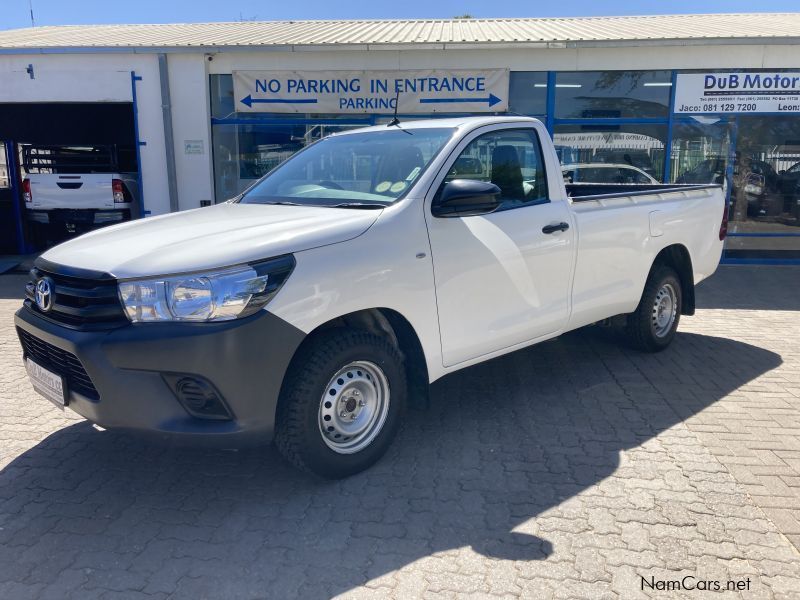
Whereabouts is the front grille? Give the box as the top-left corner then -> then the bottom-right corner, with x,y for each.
17,328 -> 99,400
25,264 -> 127,328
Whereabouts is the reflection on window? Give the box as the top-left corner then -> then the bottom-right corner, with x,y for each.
729,116 -> 800,235
508,72 -> 547,116
670,119 -> 730,186
554,125 -> 666,182
210,74 -> 236,119
555,71 -> 672,119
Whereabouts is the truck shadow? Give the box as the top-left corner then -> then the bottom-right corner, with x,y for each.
0,329 -> 781,597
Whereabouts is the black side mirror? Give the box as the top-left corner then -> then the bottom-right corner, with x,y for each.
432,179 -> 502,217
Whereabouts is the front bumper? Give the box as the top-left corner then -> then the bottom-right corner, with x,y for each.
14,305 -> 306,440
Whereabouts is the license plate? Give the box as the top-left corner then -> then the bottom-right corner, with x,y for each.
25,358 -> 67,408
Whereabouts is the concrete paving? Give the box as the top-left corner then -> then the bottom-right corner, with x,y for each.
1,266 -> 799,599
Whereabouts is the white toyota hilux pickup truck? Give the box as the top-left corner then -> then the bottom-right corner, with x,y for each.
16,116 -> 726,478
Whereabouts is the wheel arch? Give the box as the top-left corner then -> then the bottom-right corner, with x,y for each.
282,307 -> 430,410
652,244 -> 695,315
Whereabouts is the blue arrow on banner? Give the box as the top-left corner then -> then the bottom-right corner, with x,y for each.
240,95 -> 319,107
419,94 -> 502,107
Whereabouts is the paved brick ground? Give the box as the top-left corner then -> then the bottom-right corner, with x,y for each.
1,266 -> 799,599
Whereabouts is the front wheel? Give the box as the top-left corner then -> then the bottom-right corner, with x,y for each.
626,265 -> 682,352
275,329 -> 406,478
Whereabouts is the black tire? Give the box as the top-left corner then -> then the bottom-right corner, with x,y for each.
275,328 -> 406,478
626,265 -> 682,352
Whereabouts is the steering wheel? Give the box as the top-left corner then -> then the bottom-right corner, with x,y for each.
318,180 -> 344,190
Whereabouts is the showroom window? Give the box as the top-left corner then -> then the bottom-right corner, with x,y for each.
554,124 -> 667,182
724,116 -> 800,260
669,118 -> 731,185
554,71 -> 672,119
508,72 -> 547,117
211,119 -> 366,201
210,75 -> 371,200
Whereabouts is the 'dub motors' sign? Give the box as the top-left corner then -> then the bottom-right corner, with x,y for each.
674,72 -> 800,114
233,69 -> 509,114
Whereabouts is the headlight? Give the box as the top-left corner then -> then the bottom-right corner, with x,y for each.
118,255 -> 295,323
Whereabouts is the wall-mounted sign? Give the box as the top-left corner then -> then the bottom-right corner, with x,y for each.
233,69 -> 509,114
674,72 -> 800,114
184,140 -> 204,155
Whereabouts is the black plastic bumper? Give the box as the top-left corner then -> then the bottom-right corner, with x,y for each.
14,305 -> 306,440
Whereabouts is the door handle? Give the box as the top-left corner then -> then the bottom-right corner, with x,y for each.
542,222 -> 570,234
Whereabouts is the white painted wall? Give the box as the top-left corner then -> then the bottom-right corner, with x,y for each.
0,53 -> 171,216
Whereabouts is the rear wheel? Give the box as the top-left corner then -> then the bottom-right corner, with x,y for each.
275,328 -> 406,478
626,265 -> 682,352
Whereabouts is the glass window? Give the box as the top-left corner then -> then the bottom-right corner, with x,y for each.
508,72 -> 547,116
554,124 -> 667,182
211,74 -> 235,119
211,121 -> 366,201
725,115 -> 800,259
555,71 -> 672,119
440,129 -> 549,210
241,128 -> 455,206
670,118 -> 731,185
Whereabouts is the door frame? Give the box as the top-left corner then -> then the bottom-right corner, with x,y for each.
3,140 -> 29,254
421,120 -> 577,367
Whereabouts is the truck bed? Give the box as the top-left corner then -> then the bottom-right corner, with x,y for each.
566,183 -> 721,201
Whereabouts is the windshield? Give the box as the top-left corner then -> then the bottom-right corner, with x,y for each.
240,127 -> 455,207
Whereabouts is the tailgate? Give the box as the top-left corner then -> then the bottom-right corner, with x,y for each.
28,174 -> 114,210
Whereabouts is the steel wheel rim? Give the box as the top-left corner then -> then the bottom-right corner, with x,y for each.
318,360 -> 390,454
652,282 -> 677,338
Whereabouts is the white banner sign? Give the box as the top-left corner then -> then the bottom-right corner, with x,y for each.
674,72 -> 800,114
233,69 -> 509,114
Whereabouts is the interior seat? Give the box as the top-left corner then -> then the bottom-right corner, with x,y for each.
491,145 -> 524,201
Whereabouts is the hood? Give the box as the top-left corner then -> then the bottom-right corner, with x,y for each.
41,202 -> 381,279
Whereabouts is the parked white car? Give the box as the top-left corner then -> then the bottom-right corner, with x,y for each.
562,162 -> 659,185
16,116 -> 726,478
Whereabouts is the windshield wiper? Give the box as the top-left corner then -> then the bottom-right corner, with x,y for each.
257,201 -> 306,206
328,202 -> 387,210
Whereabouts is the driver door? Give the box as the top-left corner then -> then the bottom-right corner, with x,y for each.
425,125 -> 575,367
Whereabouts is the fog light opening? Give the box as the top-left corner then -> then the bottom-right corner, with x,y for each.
165,374 -> 233,421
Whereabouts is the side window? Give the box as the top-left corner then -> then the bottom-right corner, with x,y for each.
441,128 -> 549,210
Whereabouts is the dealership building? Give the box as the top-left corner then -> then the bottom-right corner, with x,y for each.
1,13 -> 800,263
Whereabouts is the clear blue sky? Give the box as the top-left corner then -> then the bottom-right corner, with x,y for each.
1,0 -> 798,30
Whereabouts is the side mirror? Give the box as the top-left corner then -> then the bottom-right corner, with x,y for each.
432,179 -> 501,217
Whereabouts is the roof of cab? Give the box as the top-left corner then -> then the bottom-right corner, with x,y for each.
334,115 -> 542,136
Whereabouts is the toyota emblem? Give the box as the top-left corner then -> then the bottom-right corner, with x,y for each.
35,277 -> 54,312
